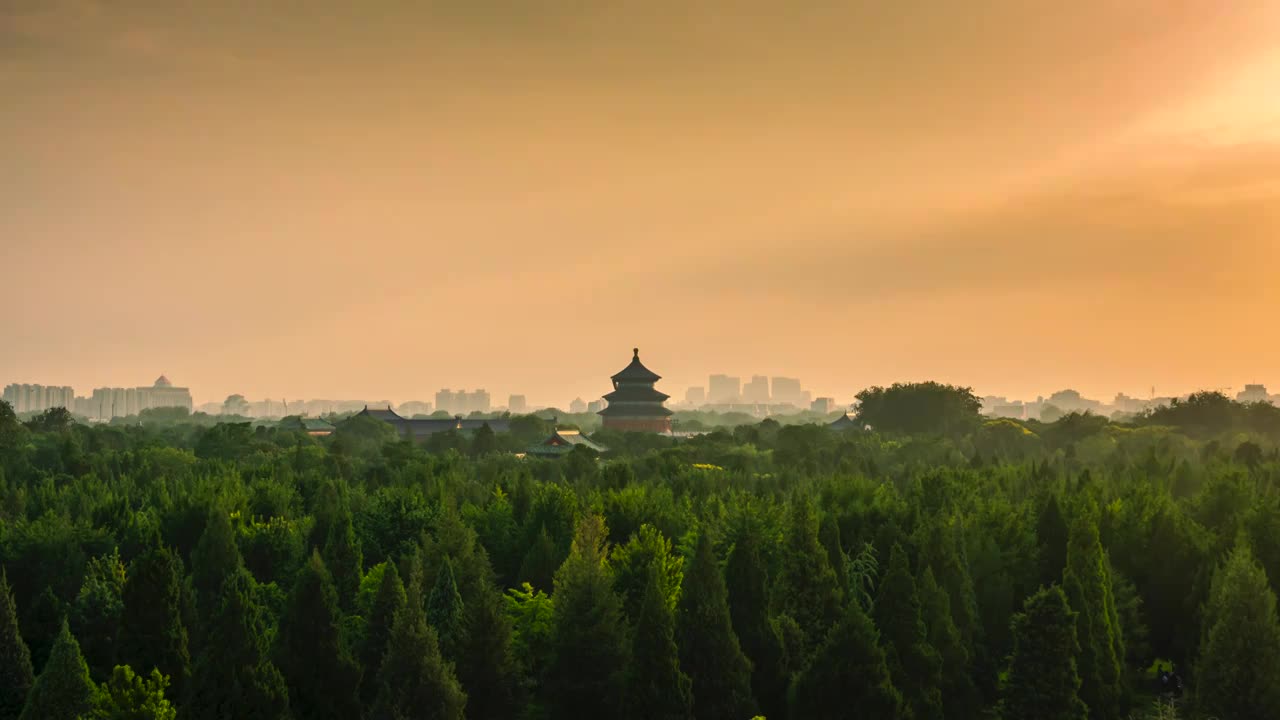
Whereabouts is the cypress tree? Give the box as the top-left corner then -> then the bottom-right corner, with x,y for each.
119,543 -> 190,702
374,570 -> 467,720
18,620 -> 94,720
1196,542 -> 1280,720
427,557 -> 466,662
188,568 -> 289,720
0,570 -> 34,720
1037,494 -> 1069,588
276,552 -> 361,720
677,531 -> 756,720
725,525 -> 787,720
918,567 -> 979,719
545,514 -> 629,719
454,549 -> 518,720
627,566 -> 693,720
999,585 -> 1088,720
71,549 -> 126,683
873,543 -> 944,720
92,665 -> 177,720
322,505 -> 363,613
790,599 -> 903,720
777,497 -> 842,659
518,525 -> 559,593
190,506 -> 243,629
21,586 -> 61,674
359,559 -> 406,705
1062,501 -> 1124,720
611,524 -> 684,622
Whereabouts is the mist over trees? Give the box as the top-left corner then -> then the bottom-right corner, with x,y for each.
1,384 -> 1279,719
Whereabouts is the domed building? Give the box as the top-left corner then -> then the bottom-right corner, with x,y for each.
598,348 -> 673,433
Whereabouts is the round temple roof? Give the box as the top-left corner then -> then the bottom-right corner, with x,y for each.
610,348 -> 661,383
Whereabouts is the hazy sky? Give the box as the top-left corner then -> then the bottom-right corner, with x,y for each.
4,1 -> 1280,406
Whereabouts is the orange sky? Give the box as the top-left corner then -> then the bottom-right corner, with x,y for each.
3,1 -> 1280,407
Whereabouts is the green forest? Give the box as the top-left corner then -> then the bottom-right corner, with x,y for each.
2,384 -> 1279,720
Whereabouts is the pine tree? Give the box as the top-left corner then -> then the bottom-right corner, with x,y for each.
187,569 -> 290,720
454,548 -> 518,720
19,620 -> 94,720
873,543 -> 944,720
1037,494 -> 1069,588
1196,542 -> 1280,720
427,557 -> 466,662
545,514 -> 629,718
71,549 -> 126,683
374,570 -> 467,720
819,513 -> 851,599
918,567 -> 979,719
725,524 -> 787,720
790,599 -> 903,720
21,586 -> 61,674
91,665 -> 177,720
677,531 -> 756,720
1062,501 -> 1124,720
627,566 -> 693,720
999,585 -> 1088,720
0,570 -> 34,720
518,525 -> 559,592
119,543 -> 190,702
276,552 -> 361,720
323,504 -> 363,613
777,497 -> 843,659
190,506 -> 243,630
359,559 -> 406,705
611,524 -> 684,621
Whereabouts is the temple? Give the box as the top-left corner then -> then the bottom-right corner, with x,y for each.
598,348 -> 673,433
354,406 -> 510,441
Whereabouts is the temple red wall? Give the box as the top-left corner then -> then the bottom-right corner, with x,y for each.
602,417 -> 672,433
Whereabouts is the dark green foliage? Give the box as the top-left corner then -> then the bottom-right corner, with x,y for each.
1196,542 -> 1280,720
627,566 -> 692,720
518,525 -> 560,592
454,573 -> 518,720
427,557 -> 466,662
21,586 -> 61,674
0,570 -> 34,720
999,586 -> 1087,720
790,599 -> 903,720
919,566 -> 979,719
359,560 -> 406,705
322,503 -> 363,613
1062,502 -> 1125,720
874,543 -> 944,720
677,532 -> 756,720
19,620 -> 95,720
90,665 -> 177,720
373,571 -> 467,720
188,568 -> 289,720
725,524 -> 787,720
545,514 -> 629,718
776,497 -> 843,659
854,381 -> 982,436
1037,494 -> 1069,587
276,552 -> 361,720
71,549 -> 126,682
191,506 -> 243,628
611,523 -> 684,621
119,544 -> 190,702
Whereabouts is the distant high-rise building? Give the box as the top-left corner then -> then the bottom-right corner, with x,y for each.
469,389 -> 492,414
436,389 -> 459,414
708,374 -> 741,404
1238,384 -> 1270,404
743,375 -> 770,404
87,375 -> 193,419
508,394 -> 528,413
771,377 -> 805,407
2,383 -> 74,414
811,397 -> 835,414
397,400 -> 434,417
569,397 -> 588,414
684,386 -> 706,406
587,399 -> 605,414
